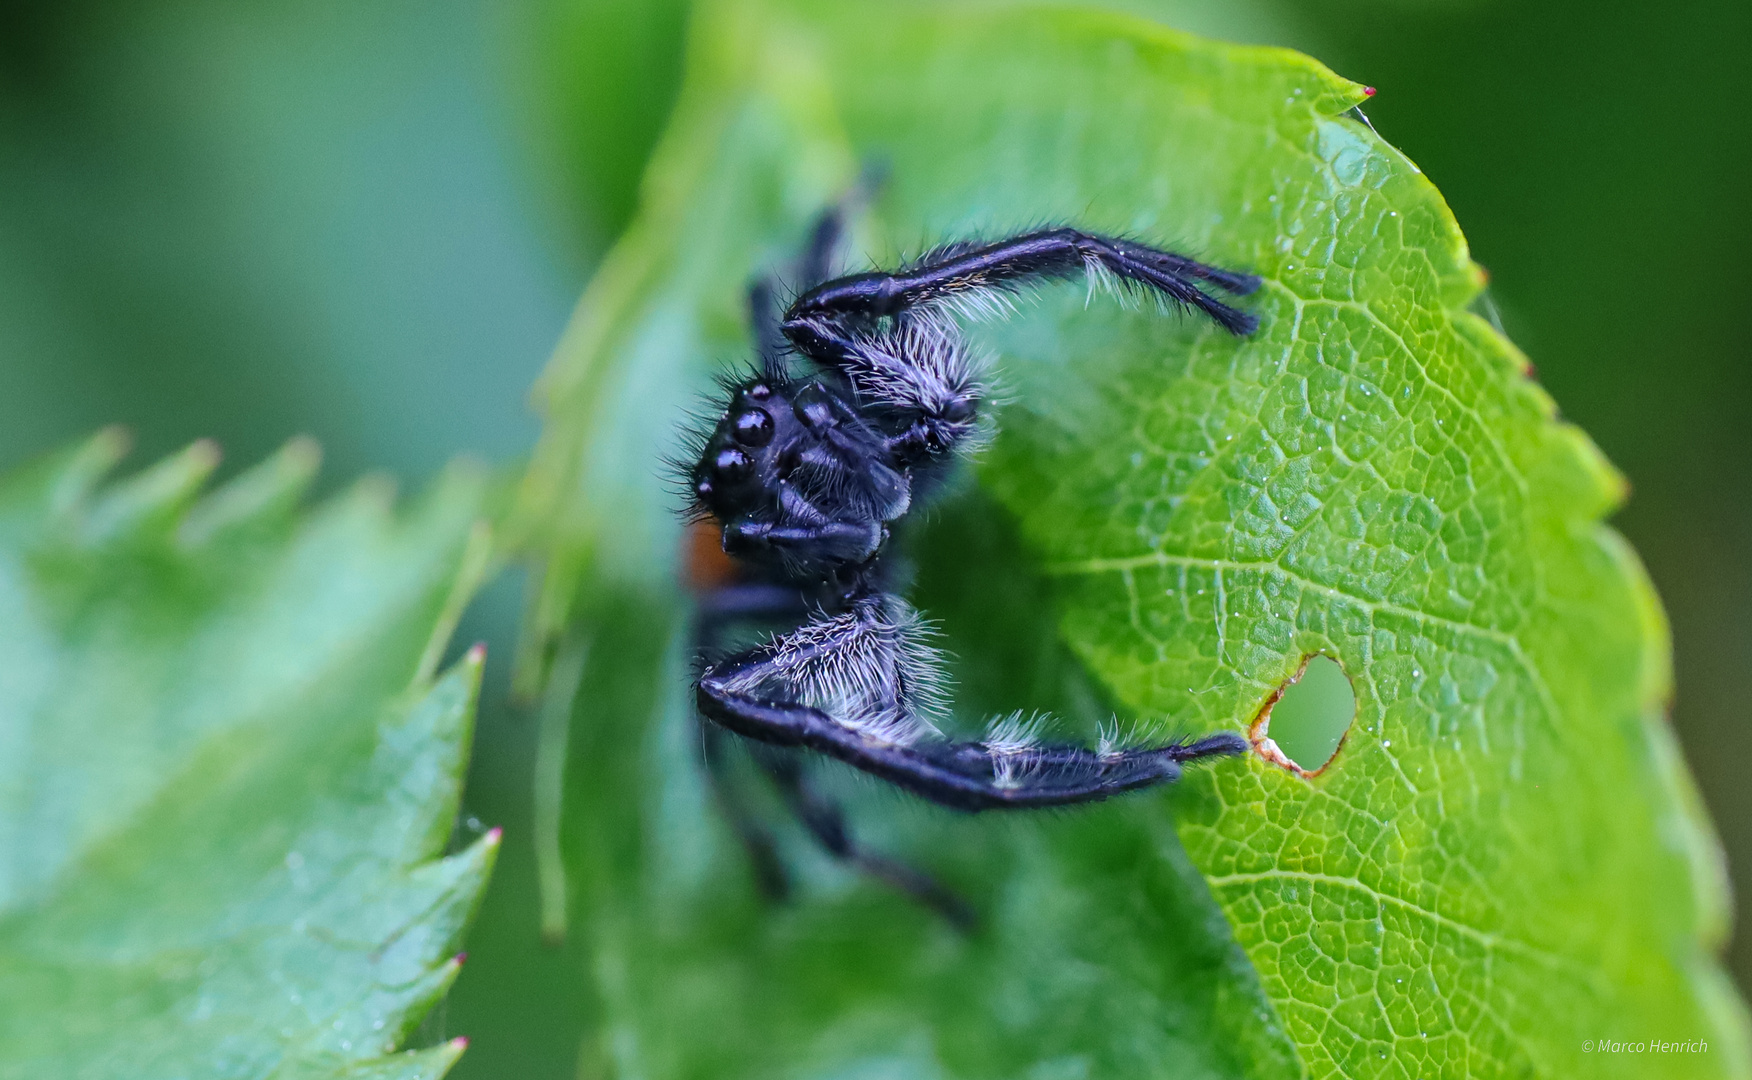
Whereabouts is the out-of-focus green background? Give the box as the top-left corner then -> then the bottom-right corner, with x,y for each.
2,0 -> 1745,1074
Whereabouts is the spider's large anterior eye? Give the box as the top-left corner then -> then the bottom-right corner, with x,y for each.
713,446 -> 753,482
732,408 -> 774,447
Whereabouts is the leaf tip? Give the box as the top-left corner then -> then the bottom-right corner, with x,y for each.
28,427 -> 135,520
351,471 -> 402,516
188,438 -> 222,470
283,434 -> 322,471
178,436 -> 325,545
80,437 -> 225,543
92,424 -> 133,460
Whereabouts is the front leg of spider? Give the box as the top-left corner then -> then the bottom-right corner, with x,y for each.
695,608 -> 1251,810
690,226 -> 1256,820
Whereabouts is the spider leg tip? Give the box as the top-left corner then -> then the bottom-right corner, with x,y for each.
1175,730 -> 1251,761
1225,309 -> 1262,336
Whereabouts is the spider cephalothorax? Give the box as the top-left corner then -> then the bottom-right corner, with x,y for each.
683,199 -> 1260,926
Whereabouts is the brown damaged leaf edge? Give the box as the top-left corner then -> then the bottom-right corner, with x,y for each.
1247,654 -> 1353,779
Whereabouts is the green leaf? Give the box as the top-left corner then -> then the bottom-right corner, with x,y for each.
0,433 -> 498,1079
514,1 -> 1751,1077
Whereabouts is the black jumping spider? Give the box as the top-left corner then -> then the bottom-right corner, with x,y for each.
683,192 -> 1259,925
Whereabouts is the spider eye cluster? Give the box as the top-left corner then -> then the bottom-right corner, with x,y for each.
692,380 -> 787,510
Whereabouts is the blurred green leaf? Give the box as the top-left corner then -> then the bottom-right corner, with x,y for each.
514,1 -> 1750,1077
0,434 -> 497,1079
0,0 -> 570,485
508,0 -> 693,251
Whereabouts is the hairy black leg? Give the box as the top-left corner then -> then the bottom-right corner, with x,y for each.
696,581 -> 813,625
693,580 -> 814,903
748,279 -> 789,381
754,747 -> 979,932
784,227 -> 1261,350
698,652 -> 1248,812
798,204 -> 848,294
798,162 -> 886,290
747,169 -> 883,381
699,718 -> 791,901
722,518 -> 886,572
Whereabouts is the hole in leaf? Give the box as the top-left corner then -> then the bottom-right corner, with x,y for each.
1250,655 -> 1356,776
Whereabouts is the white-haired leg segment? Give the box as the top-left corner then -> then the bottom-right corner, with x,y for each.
705,594 -> 947,748
696,596 -> 1248,812
776,229 -> 1257,467
834,315 -> 990,461
698,677 -> 1248,811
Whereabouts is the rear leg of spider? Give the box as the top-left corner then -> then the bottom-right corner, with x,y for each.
693,579 -> 814,904
745,167 -> 885,383
754,745 -> 979,932
796,163 -> 884,292
703,700 -> 977,930
699,717 -> 792,903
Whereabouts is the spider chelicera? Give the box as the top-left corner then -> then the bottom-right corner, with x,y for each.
682,191 -> 1259,927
